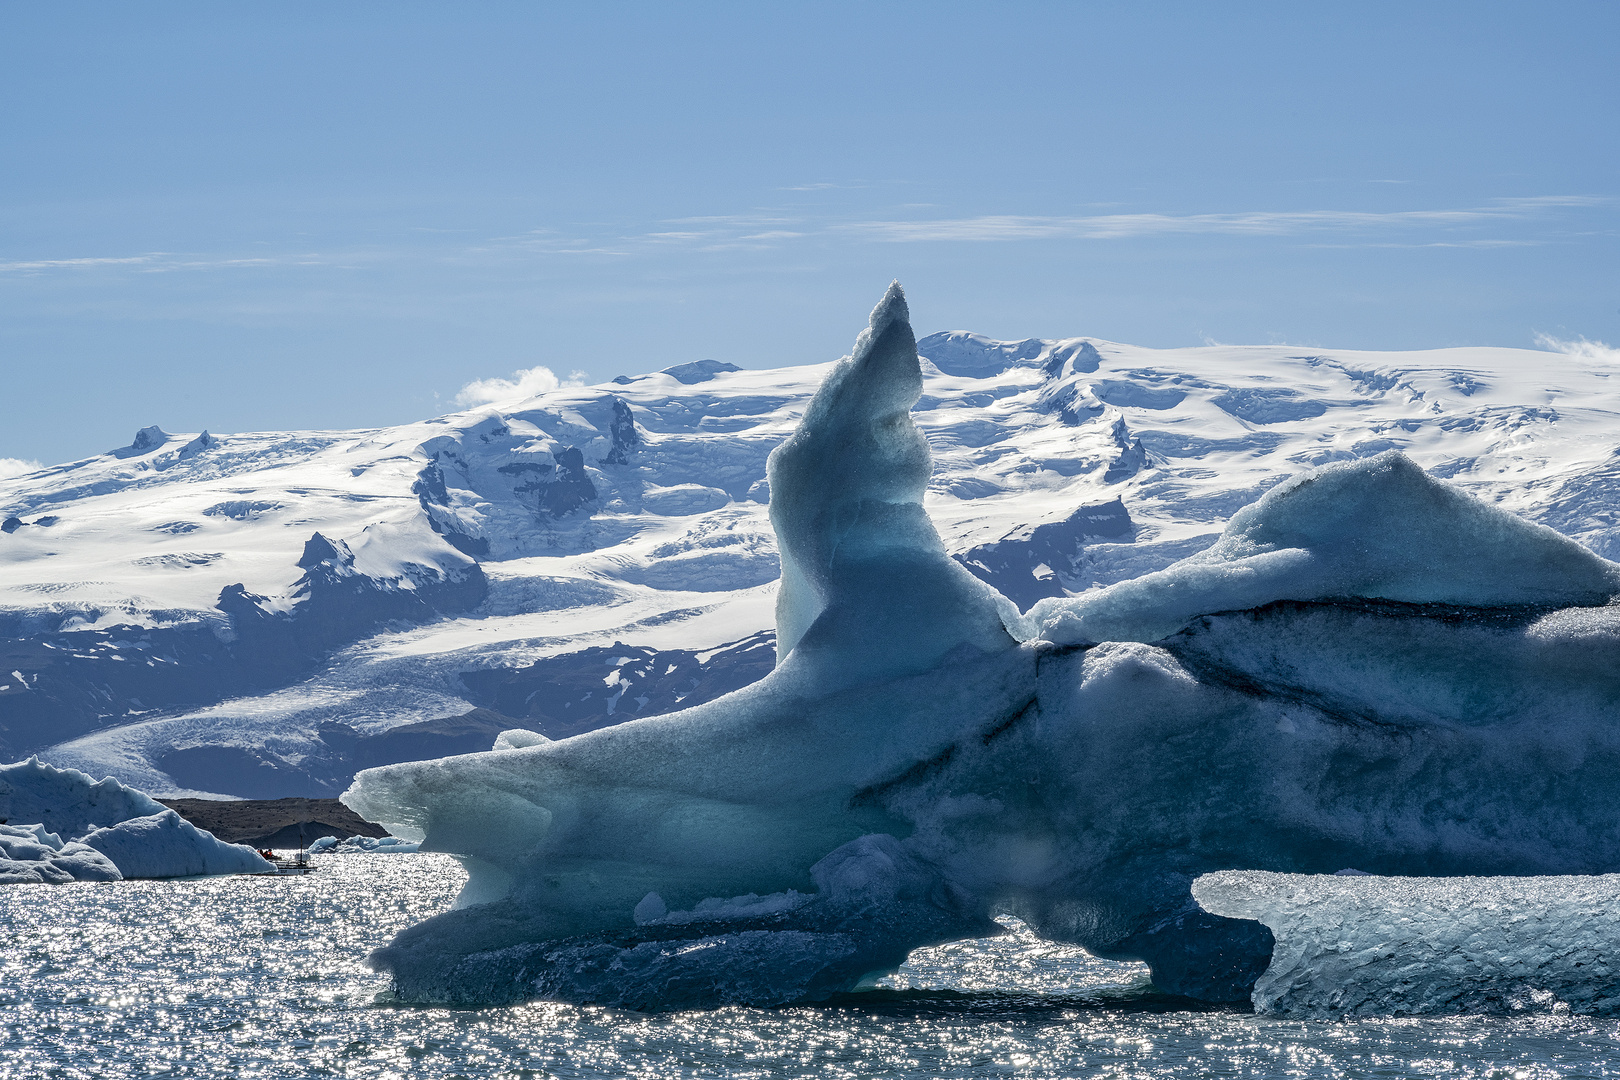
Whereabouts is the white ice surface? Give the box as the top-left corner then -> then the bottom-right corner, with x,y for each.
1195,870 -> 1620,1017
308,834 -> 420,854
0,758 -> 270,880
0,822 -> 121,884
1019,449 -> 1620,645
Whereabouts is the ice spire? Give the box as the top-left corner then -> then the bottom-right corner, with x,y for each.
766,282 -> 1016,684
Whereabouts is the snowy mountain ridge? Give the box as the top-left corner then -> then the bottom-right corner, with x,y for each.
3,329 -> 1618,798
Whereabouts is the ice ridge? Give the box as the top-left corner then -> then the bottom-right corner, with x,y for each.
1018,449 -> 1620,645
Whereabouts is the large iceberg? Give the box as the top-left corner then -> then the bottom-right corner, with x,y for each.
1194,871 -> 1620,1017
0,758 -> 272,881
343,284 -> 1620,1008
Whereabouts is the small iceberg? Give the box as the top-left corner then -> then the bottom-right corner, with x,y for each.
1195,870 -> 1620,1017
0,758 -> 272,882
308,834 -> 420,854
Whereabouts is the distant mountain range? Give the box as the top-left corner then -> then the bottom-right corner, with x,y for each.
3,331 -> 1616,798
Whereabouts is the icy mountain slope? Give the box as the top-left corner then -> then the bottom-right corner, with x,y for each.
3,328 -> 1618,797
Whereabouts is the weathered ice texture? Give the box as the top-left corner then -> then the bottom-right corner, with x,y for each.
1195,871 -> 1620,1016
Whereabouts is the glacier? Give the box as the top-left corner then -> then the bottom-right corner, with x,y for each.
0,757 -> 271,881
341,284 -> 1620,1009
1195,871 -> 1620,1017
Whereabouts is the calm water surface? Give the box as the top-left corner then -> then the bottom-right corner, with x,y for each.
4,854 -> 1619,1078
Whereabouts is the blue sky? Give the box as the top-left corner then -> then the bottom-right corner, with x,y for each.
3,1 -> 1617,467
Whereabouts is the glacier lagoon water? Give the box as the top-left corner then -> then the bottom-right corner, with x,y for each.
7,855 -> 1620,1079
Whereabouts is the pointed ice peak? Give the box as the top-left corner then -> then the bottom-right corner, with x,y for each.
178,431 -> 217,460
766,284 -> 1016,688
866,280 -> 909,339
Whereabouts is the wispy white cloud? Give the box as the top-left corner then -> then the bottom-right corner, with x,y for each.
660,214 -> 797,227
0,251 -> 337,274
838,197 -> 1606,243
0,457 -> 42,479
3,196 -> 1602,281
0,255 -> 162,272
1306,239 -> 1545,250
454,365 -> 587,407
1535,333 -> 1620,363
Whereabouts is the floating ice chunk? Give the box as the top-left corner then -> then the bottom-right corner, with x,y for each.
308,834 -> 420,854
0,758 -> 270,880
0,823 -> 122,884
491,729 -> 550,751
632,891 -> 667,924
1194,870 -> 1620,1016
1021,450 -> 1620,645
80,810 -> 271,878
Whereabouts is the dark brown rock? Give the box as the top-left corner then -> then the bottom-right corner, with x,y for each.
158,796 -> 389,847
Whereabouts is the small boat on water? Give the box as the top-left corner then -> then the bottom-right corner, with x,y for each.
257,822 -> 319,874
253,843 -> 318,875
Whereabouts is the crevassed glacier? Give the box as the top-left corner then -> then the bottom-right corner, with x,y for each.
343,284 -> 1620,1008
1194,871 -> 1620,1017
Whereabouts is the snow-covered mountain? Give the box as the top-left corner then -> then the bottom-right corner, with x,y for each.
3,331 -> 1617,798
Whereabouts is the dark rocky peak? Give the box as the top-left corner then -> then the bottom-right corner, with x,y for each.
297,532 -> 354,569
1104,417 -> 1150,483
918,333 -> 1105,380
540,447 -> 597,518
1034,377 -> 1103,426
177,431 -> 217,459
216,582 -> 280,625
412,461 -> 451,505
132,425 -> 170,451
412,458 -> 491,559
600,396 -> 640,465
111,425 -> 172,459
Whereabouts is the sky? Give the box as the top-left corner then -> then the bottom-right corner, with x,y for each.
3,1 -> 1617,468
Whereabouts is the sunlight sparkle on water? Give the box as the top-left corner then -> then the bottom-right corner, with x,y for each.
5,855 -> 1620,1078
